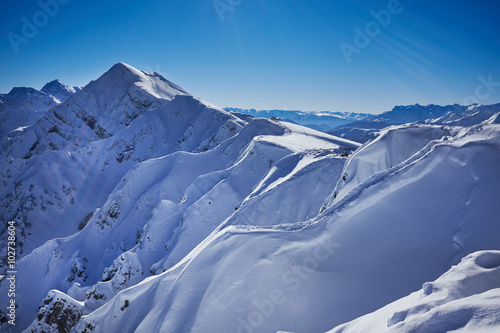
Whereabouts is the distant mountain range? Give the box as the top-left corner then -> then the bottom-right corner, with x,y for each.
228,103 -> 500,143
224,108 -> 371,132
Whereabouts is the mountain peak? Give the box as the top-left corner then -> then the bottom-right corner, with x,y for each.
41,79 -> 77,94
86,62 -> 190,102
40,79 -> 77,102
41,79 -> 64,89
107,62 -> 144,78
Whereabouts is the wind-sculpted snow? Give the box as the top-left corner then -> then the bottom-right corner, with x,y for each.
324,124 -> 453,206
224,151 -> 346,227
11,117 -> 353,331
74,122 -> 500,333
326,251 -> 500,333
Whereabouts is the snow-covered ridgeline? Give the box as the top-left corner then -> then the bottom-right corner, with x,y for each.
1,63 -> 499,333
0,63 -> 360,332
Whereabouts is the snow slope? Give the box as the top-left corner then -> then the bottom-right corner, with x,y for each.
324,124 -> 453,207
0,63 -> 209,256
0,64 -> 360,332
326,250 -> 500,333
18,119 -> 356,332
70,121 -> 500,333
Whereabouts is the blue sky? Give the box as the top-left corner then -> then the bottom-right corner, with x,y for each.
1,0 -> 499,114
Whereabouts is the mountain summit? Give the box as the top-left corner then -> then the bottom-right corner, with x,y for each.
86,62 -> 190,104
41,79 -> 77,102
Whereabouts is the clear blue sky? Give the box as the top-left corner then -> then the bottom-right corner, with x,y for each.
1,0 -> 499,114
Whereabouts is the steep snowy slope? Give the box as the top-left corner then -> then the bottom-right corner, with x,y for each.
16,120 -> 356,333
0,63 -> 248,328
0,63 -> 210,258
0,64 -> 360,332
327,250 -> 500,333
68,121 -> 500,333
323,124 -> 453,207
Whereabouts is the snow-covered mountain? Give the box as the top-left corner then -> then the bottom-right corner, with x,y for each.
368,103 -> 500,126
227,105 -> 500,144
0,63 -> 359,332
40,80 -> 79,103
1,63 -> 500,333
330,103 -> 500,142
0,88 -> 58,140
0,79 -> 82,143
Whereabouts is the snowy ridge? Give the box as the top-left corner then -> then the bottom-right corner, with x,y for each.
1,63 -> 499,333
324,124 -> 454,207
18,117 -> 355,332
0,64 -> 359,332
69,122 -> 500,333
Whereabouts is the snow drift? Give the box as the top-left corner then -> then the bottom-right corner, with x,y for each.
326,250 -> 500,333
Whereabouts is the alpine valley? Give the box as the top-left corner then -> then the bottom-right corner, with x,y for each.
1,63 -> 500,333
